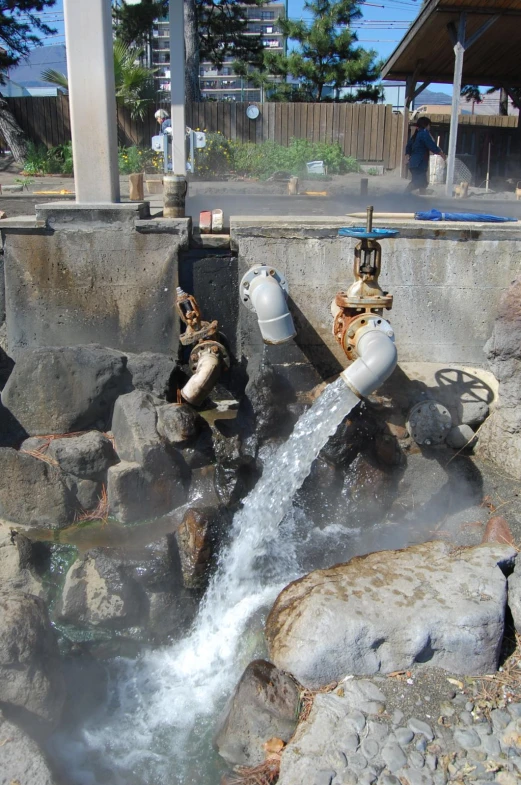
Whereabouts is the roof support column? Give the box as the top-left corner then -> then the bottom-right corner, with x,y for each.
169,0 -> 187,175
445,12 -> 466,197
63,0 -> 120,204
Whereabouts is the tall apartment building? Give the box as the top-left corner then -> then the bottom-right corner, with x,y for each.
151,2 -> 285,102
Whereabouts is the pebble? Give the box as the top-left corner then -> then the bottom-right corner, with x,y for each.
508,704 -> 521,719
408,718 -> 434,741
342,732 -> 360,753
453,727 -> 481,749
366,720 -> 389,742
415,736 -> 427,753
491,708 -> 511,731
361,739 -> 379,759
465,701 -> 474,712
391,710 -> 404,726
425,753 -> 437,771
458,710 -> 473,726
479,733 -> 501,756
395,727 -> 414,746
348,753 -> 368,772
379,776 -> 400,785
408,751 -> 425,769
346,710 -> 367,733
399,769 -> 433,785
381,742 -> 407,772
315,769 -> 336,785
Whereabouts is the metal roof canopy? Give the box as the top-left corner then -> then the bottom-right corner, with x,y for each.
381,0 -> 521,196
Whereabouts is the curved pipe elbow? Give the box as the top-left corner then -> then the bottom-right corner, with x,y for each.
181,351 -> 221,406
341,328 -> 397,398
250,278 -> 296,345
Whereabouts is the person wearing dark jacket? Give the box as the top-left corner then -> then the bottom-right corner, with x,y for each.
405,116 -> 446,194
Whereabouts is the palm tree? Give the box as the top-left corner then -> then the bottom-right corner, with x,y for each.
42,40 -> 156,120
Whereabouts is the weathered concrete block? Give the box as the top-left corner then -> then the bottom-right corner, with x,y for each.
266,541 -> 516,688
0,448 -> 76,528
1,344 -> 128,435
3,211 -> 189,356
0,590 -> 65,729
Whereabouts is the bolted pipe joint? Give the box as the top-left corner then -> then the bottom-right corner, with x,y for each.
341,317 -> 397,398
181,340 -> 230,406
239,265 -> 296,345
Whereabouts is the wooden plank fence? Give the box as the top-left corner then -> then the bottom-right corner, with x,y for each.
5,96 -> 519,173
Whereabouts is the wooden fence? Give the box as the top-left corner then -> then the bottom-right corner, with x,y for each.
5,96 -> 520,174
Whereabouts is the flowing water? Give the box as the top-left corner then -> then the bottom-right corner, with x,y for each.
51,378 -> 359,785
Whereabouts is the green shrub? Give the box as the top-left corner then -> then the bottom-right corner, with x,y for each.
230,137 -> 359,179
22,141 -> 74,175
118,145 -> 162,174
194,132 -> 232,178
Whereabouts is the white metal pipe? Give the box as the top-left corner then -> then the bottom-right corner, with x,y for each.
169,0 -> 187,175
249,275 -> 296,344
63,0 -> 120,203
181,351 -> 221,406
341,321 -> 397,398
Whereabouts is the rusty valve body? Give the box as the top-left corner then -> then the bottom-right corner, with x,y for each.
333,207 -> 395,360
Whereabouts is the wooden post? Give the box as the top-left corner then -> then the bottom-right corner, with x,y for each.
129,172 -> 144,201
445,13 -> 467,197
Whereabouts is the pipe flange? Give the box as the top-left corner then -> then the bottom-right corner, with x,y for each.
240,265 -> 289,312
335,292 -> 393,311
340,314 -> 394,359
188,340 -> 230,373
180,320 -> 218,346
407,400 -> 452,446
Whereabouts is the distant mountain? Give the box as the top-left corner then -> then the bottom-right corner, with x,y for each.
413,88 -> 452,108
7,45 -> 67,89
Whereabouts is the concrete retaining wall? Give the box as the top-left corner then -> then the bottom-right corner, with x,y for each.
231,217 -> 521,376
1,204 -> 189,359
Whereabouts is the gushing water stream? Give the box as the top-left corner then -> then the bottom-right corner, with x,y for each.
52,378 -> 359,785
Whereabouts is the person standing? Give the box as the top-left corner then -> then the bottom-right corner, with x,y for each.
405,116 -> 446,195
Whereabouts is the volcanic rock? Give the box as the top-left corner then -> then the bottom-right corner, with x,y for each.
0,710 -> 58,785
47,431 -> 118,479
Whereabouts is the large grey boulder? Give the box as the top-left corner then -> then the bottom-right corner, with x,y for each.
47,431 -> 118,479
1,344 -> 129,435
111,390 -> 162,464
125,351 -> 177,399
0,521 -> 47,597
156,403 -> 204,445
0,448 -> 76,527
508,562 -> 521,634
266,541 -> 516,688
56,549 -> 145,629
0,591 -> 65,729
107,450 -> 187,523
214,660 -> 300,767
479,276 -> 521,478
0,711 -> 58,785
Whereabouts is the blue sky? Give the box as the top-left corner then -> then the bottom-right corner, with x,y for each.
31,0 -> 452,95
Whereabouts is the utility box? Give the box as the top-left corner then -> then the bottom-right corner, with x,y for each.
194,131 -> 206,149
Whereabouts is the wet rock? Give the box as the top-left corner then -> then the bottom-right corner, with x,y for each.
1,345 -> 129,435
0,344 -> 14,390
107,448 -> 187,523
0,522 -> 48,597
482,515 -> 515,546
111,390 -> 162,464
0,591 -> 65,730
125,351 -> 177,399
320,413 -> 368,467
63,475 -> 102,512
478,276 -> 521,479
446,424 -> 477,450
266,541 -> 516,688
57,549 -> 146,629
214,659 -> 300,767
187,465 -> 220,507
47,431 -> 118,479
240,359 -> 296,445
0,448 -> 76,528
374,433 -> 402,467
0,710 -> 58,785
179,426 -> 215,470
174,507 -> 221,589
156,403 -> 203,445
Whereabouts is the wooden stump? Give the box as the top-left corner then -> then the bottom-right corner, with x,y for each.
129,172 -> 144,201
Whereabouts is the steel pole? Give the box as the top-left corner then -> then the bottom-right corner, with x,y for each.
169,0 -> 186,175
445,13 -> 466,197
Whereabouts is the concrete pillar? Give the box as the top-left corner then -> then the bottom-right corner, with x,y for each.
445,13 -> 466,198
63,0 -> 120,203
169,0 -> 187,175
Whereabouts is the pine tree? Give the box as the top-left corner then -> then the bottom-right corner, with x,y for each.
253,0 -> 382,103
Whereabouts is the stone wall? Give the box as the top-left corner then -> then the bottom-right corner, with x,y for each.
2,204 -> 190,359
230,217 -> 521,377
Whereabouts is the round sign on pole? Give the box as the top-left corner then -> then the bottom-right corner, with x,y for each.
246,105 -> 260,120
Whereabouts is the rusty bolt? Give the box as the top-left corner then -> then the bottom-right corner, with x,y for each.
211,346 -> 219,354
269,269 -> 275,276
347,329 -> 355,338
243,281 -> 250,289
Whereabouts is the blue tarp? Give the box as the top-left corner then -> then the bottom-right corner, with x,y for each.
415,209 -> 517,223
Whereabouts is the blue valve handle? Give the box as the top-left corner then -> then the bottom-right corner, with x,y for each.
338,227 -> 399,239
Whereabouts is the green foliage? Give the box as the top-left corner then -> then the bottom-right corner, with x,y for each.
113,0 -> 163,48
21,141 -> 73,175
42,41 -> 156,120
194,133 -> 359,179
366,167 -> 380,176
118,145 -> 162,174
